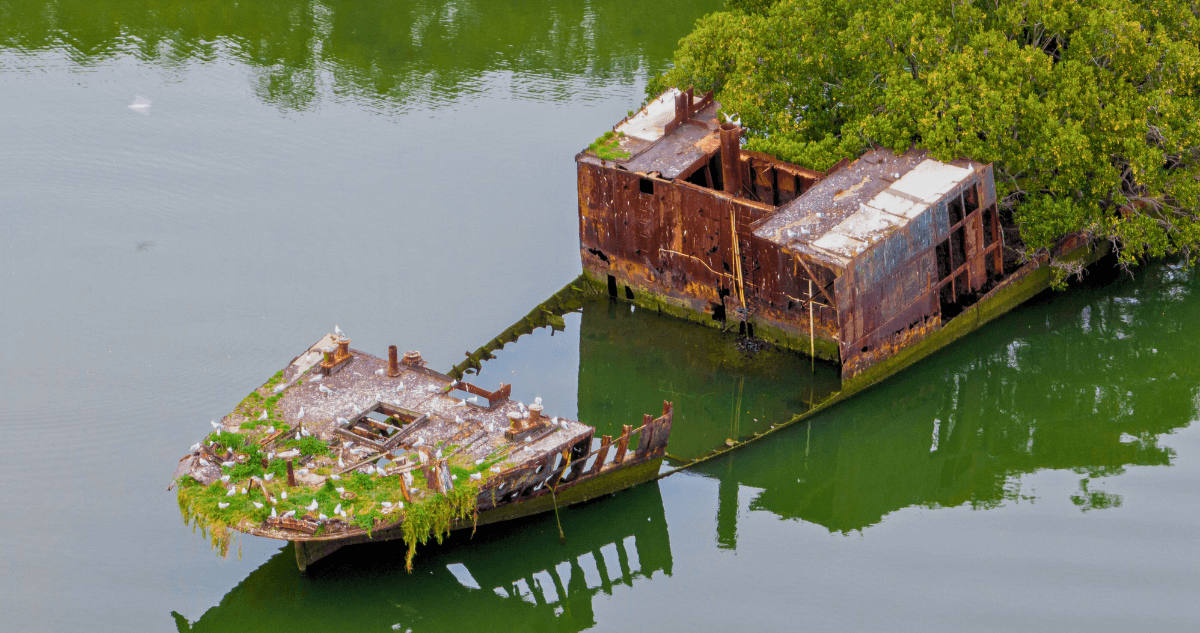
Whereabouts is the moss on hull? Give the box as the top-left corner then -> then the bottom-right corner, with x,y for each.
578,269 -> 842,361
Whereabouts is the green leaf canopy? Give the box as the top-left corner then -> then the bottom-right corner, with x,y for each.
650,0 -> 1200,265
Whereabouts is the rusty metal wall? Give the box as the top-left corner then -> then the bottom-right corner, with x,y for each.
578,158 -> 841,343
836,164 -> 1003,379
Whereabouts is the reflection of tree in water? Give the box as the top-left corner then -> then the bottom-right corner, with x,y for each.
174,483 -> 671,632
0,0 -> 718,110
702,260 -> 1195,539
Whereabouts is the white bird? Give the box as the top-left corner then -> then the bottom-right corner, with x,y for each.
297,407 -> 304,419
413,437 -> 425,447
487,423 -> 495,433
335,487 -> 345,493
210,421 -> 221,429
199,458 -> 210,467
334,503 -> 343,515
475,459 -> 484,465
451,475 -> 457,481
397,502 -> 404,509
240,488 -> 248,495
189,443 -> 200,452
226,488 -> 236,497
454,399 -> 466,408
524,436 -> 532,443
221,475 -> 230,482
435,449 -> 443,459
253,502 -> 263,509
518,402 -> 526,413
425,385 -> 438,392
343,441 -> 354,448
455,416 -> 464,424
534,397 -> 542,405
335,325 -> 345,337
467,396 -> 478,404
374,368 -> 385,375
469,473 -> 482,481
336,417 -> 349,426
338,457 -> 345,467
283,510 -> 296,518
310,374 -> 323,382
491,466 -> 501,473
330,474 -> 341,480
264,473 -> 274,480
391,625 -> 403,631
319,513 -> 329,520
222,461 -> 235,467
307,500 -> 318,511
280,491 -> 287,500
270,507 -> 277,517
258,410 -> 267,421
218,502 -> 229,509
552,417 -> 559,425
382,501 -> 393,508
523,446 -> 533,453
128,96 -> 152,114
364,465 -> 376,475
319,384 -> 334,394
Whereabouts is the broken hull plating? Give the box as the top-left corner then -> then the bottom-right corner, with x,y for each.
290,458 -> 663,571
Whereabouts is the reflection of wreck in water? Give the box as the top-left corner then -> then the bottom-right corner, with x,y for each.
175,483 -> 672,632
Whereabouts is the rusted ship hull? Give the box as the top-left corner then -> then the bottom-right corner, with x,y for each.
289,457 -> 663,571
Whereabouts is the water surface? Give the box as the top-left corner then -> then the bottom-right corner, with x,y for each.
1,1 -> 1197,631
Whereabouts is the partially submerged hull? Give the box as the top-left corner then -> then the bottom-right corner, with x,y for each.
173,338 -> 673,571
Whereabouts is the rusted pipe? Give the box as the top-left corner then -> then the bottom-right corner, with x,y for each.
387,345 -> 400,377
720,122 -> 742,195
402,350 -> 426,367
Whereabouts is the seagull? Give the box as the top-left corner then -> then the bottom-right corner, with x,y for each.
374,368 -> 385,375
319,384 -> 334,394
283,510 -> 296,518
391,624 -> 403,631
336,417 -> 349,426
413,437 -> 425,447
334,503 -> 343,515
330,474 -> 341,480
338,457 -> 345,467
518,402 -> 525,413
189,443 -> 200,452
475,459 -> 484,465
199,458 -> 209,467
258,410 -> 267,421
310,374 -> 323,382
335,487 -> 345,493
455,416 -> 464,424
451,474 -> 457,481
218,502 -> 229,509
319,513 -> 329,520
307,500 -> 319,511
491,466 -> 501,473
397,502 -> 404,509
524,436 -> 532,443
226,488 -> 236,497
128,96 -> 151,114
334,325 -> 345,338
280,491 -> 287,500
534,397 -> 542,405
425,385 -> 437,392
454,399 -> 466,408
222,461 -> 235,467
382,501 -> 393,508
467,396 -> 478,404
240,488 -> 247,495
253,502 -> 263,509
523,446 -> 533,453
343,441 -> 354,448
270,507 -> 277,517
469,473 -> 482,481
297,407 -> 304,419
210,421 -> 221,429
220,475 -> 230,482
435,449 -> 443,459
264,473 -> 274,480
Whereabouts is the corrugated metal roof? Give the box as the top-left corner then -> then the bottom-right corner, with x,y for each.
753,149 -> 974,271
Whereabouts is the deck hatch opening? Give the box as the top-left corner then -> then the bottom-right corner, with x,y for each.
639,177 -> 654,195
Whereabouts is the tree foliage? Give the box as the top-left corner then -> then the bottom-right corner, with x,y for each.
650,0 -> 1200,266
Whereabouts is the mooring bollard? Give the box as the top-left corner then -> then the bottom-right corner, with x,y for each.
286,458 -> 296,487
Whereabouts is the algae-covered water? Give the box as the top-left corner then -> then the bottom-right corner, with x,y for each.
2,1 -> 1198,630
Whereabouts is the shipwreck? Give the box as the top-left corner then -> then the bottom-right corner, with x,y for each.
172,336 -> 673,571
577,88 -> 1099,387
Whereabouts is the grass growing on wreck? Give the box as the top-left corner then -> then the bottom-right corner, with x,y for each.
588,130 -> 630,161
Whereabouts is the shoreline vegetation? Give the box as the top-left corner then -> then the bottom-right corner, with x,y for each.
647,0 -> 1200,281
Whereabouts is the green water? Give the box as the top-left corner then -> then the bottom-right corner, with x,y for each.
2,1 -> 1198,630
